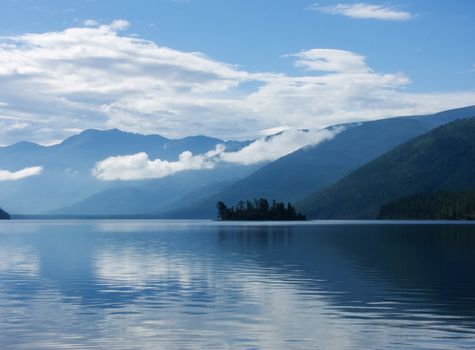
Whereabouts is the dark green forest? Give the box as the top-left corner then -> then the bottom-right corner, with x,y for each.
379,190 -> 475,220
216,199 -> 306,221
0,207 -> 10,220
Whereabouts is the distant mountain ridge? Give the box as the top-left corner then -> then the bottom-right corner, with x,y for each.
0,129 -> 253,214
159,105 -> 475,219
300,117 -> 475,219
2,105 -> 475,217
52,164 -> 255,216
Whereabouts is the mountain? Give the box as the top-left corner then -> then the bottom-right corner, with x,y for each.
379,190 -> 475,220
53,164 -> 256,216
0,207 -> 9,220
161,105 -> 475,219
300,117 -> 475,219
0,129 -> 252,214
3,105 -> 475,217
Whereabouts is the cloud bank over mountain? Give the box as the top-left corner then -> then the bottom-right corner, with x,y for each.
92,128 -> 340,181
0,166 -> 43,181
0,20 -> 474,145
218,128 -> 340,165
92,147 -> 221,181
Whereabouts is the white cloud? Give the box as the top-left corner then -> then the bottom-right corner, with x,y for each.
312,3 -> 413,21
0,20 -> 249,144
108,19 -> 130,31
93,128 -> 340,180
290,49 -> 370,73
83,19 -> 99,27
219,128 -> 340,165
0,21 -> 474,145
242,49 -> 475,129
92,147 -> 222,181
259,126 -> 291,136
0,166 -> 43,181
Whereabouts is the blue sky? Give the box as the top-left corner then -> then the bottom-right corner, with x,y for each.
0,0 -> 474,145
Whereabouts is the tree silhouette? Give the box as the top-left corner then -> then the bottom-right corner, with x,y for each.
216,199 -> 306,221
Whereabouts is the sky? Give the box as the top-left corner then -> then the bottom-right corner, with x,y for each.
0,0 -> 474,145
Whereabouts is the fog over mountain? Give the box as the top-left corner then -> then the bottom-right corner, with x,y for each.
156,105 -> 475,219
1,106 -> 474,217
0,126 -> 338,215
51,128 -> 340,216
0,129 -> 252,214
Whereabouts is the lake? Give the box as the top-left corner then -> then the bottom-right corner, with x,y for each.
1,220 -> 475,349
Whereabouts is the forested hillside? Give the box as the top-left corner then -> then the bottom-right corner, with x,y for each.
379,191 -> 475,220
159,106 -> 475,219
300,117 -> 475,219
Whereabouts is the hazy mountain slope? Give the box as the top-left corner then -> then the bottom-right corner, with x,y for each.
0,129 -> 251,214
0,207 -> 9,220
300,117 -> 475,219
162,105 -> 475,219
53,164 -> 257,216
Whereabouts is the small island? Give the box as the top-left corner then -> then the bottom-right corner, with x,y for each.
216,199 -> 306,221
0,207 -> 10,220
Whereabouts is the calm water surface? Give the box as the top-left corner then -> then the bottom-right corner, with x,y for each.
0,220 -> 475,349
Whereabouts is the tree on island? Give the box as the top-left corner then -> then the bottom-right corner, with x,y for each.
216,199 -> 306,221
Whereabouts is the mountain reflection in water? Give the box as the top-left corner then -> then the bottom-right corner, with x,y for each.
0,220 -> 474,349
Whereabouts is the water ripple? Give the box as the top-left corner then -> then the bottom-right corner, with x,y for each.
1,221 -> 475,349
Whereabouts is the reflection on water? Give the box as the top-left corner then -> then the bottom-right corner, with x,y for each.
1,220 -> 475,349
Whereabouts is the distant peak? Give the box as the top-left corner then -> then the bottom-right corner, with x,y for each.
3,141 -> 43,149
180,135 -> 224,142
78,128 -> 123,135
71,128 -> 145,139
61,128 -> 230,145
